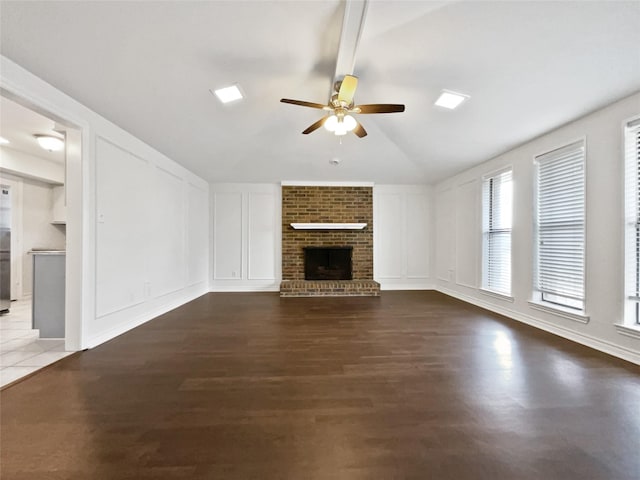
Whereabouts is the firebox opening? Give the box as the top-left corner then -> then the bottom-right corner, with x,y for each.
304,246 -> 353,280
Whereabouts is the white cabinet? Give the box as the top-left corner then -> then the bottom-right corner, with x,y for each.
51,185 -> 66,224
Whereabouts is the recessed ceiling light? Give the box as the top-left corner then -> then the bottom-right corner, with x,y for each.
212,85 -> 243,104
0,137 -> 9,145
34,134 -> 65,152
435,90 -> 469,110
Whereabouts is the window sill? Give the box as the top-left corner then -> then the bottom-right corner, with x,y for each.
615,324 -> 640,340
479,289 -> 514,302
528,300 -> 590,324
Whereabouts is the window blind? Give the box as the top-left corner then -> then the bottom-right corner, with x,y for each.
482,169 -> 513,296
625,119 -> 640,323
535,140 -> 585,310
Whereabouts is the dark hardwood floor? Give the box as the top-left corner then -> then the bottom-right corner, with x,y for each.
1,291 -> 639,479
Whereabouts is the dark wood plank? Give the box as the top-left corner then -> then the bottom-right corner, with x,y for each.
1,291 -> 639,479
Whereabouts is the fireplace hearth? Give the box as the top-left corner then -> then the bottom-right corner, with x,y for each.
304,246 -> 352,280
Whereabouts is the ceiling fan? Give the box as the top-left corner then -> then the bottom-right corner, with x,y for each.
280,75 -> 404,138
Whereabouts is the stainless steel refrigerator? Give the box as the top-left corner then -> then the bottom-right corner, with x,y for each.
0,185 -> 10,313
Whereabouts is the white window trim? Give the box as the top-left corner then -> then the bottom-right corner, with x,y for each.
480,288 -> 515,302
481,167 -> 513,297
480,164 -> 514,304
528,300 -> 590,324
622,115 -> 640,331
615,323 -> 640,340
532,137 -> 588,315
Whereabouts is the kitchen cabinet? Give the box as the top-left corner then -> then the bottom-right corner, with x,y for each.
32,251 -> 65,338
51,185 -> 66,224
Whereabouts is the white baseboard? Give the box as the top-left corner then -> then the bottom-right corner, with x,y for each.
210,284 -> 280,292
436,286 -> 640,365
85,285 -> 208,349
379,282 -> 434,291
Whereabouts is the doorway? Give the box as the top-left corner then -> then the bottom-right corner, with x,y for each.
0,94 -> 81,387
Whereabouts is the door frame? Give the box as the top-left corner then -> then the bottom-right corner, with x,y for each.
1,86 -> 89,351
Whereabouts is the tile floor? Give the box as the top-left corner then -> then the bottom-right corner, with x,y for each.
0,298 -> 73,388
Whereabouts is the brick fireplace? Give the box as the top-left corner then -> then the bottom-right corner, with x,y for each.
280,185 -> 380,297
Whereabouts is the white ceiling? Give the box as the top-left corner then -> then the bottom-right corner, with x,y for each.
1,1 -> 639,184
0,96 -> 66,165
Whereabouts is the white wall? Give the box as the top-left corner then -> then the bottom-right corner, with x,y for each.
93,138 -> 210,346
209,183 -> 433,292
374,185 -> 432,290
434,92 -> 640,364
1,55 -> 210,350
210,183 -> 281,291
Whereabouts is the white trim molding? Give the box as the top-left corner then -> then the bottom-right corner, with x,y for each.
290,222 -> 367,230
210,284 -> 280,292
438,286 -> 639,365
528,300 -> 590,324
615,323 -> 640,340
480,288 -> 515,303
281,181 -> 374,187
379,282 -> 434,291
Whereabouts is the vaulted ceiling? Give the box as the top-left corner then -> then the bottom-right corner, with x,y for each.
1,1 -> 639,184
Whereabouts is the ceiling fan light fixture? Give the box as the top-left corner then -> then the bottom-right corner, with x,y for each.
435,90 -> 469,110
334,123 -> 348,136
281,76 -> 403,138
34,134 -> 64,152
343,115 -> 357,132
324,115 -> 338,132
324,114 -> 356,136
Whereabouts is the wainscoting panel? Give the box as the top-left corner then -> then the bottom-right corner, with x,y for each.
406,192 -> 430,279
95,137 -> 149,317
435,187 -> 454,282
148,166 -> 185,298
210,184 -> 280,291
213,192 -> 243,280
248,192 -> 276,281
187,183 -> 209,286
455,179 -> 478,288
375,192 -> 403,279
373,185 -> 431,290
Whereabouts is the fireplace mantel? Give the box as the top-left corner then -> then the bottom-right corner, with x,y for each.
290,223 -> 367,230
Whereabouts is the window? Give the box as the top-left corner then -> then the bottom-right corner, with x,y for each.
534,140 -> 585,311
482,169 -> 513,296
625,118 -> 640,325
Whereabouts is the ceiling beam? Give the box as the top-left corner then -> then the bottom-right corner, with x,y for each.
333,0 -> 369,84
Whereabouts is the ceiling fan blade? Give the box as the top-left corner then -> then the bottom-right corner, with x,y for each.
355,104 -> 405,114
302,116 -> 329,135
337,75 -> 358,105
353,122 -> 367,138
280,98 -> 328,109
